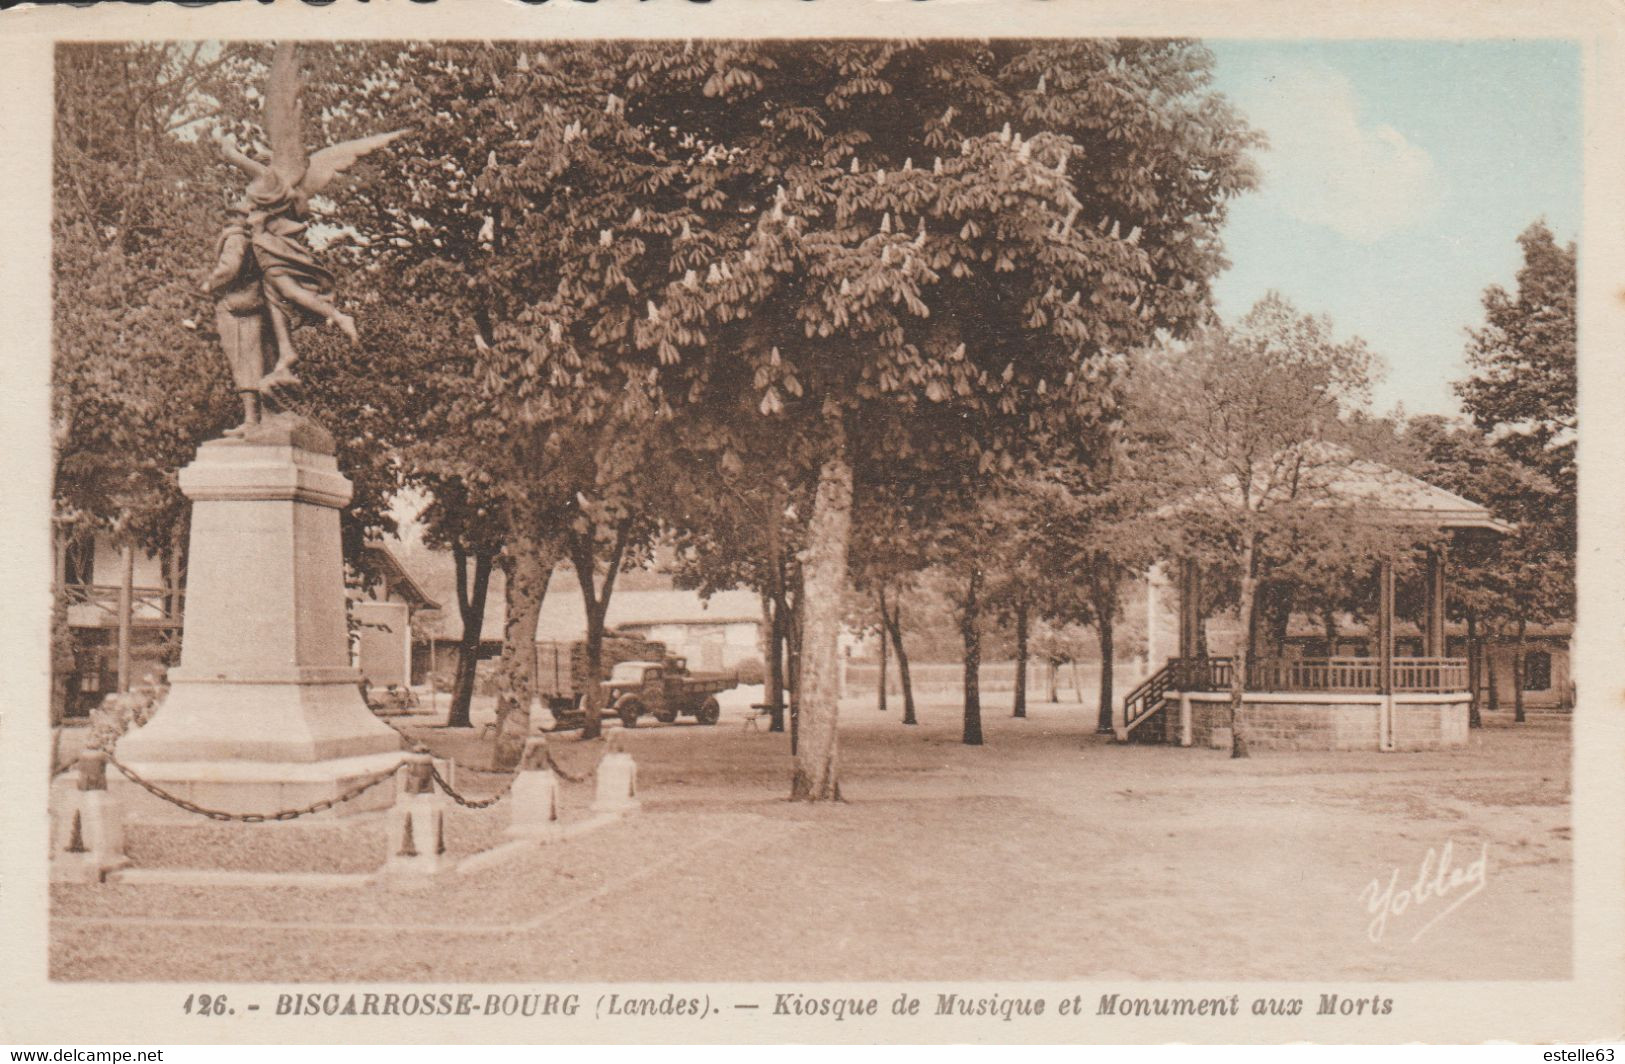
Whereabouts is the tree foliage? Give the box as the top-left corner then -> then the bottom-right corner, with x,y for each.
1134,294 -> 1391,756
1453,222 -> 1576,631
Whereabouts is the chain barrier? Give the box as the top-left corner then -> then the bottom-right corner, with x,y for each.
372,710 -> 525,777
447,761 -> 519,777
372,712 -> 416,749
543,746 -> 603,785
103,750 -> 406,823
94,709 -> 593,821
427,763 -> 517,810
381,710 -> 595,785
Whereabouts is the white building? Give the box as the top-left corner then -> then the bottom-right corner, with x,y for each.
534,587 -> 764,672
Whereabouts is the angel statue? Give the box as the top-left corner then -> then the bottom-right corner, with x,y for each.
203,42 -> 407,438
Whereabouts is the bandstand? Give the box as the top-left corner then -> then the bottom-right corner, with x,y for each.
1121,459 -> 1512,752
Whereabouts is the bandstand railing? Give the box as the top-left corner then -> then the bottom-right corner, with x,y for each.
1171,656 -> 1468,695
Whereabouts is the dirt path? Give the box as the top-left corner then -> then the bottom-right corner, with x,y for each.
51,696 -> 1570,982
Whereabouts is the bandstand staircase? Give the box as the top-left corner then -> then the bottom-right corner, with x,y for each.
1120,659 -> 1180,738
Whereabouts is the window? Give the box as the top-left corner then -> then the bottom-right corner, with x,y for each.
1523,650 -> 1552,691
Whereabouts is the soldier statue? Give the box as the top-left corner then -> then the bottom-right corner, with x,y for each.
203,42 -> 406,437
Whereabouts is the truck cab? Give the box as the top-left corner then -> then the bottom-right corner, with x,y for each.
604,660 -> 664,701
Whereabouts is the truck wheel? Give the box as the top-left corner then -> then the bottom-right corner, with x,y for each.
654,705 -> 678,724
696,696 -> 721,726
615,696 -> 646,728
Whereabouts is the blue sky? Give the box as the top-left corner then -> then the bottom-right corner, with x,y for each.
1205,40 -> 1580,417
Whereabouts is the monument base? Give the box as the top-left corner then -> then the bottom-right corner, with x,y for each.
111,426 -> 408,820
114,677 -> 406,819
110,750 -> 406,821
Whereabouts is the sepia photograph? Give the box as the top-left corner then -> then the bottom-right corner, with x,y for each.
3,0 -> 1622,1047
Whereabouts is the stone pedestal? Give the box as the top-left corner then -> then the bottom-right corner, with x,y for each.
506,769 -> 563,839
592,752 -> 640,814
115,419 -> 402,817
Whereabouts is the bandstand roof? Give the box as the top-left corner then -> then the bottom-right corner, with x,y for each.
1186,449 -> 1515,535
1316,458 -> 1514,534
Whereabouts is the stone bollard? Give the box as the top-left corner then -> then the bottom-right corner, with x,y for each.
505,737 -> 562,840
52,749 -> 131,884
384,748 -> 448,880
592,735 -> 640,815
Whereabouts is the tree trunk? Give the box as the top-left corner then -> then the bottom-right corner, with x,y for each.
1097,609 -> 1115,734
1228,536 -> 1257,759
769,590 -> 788,733
883,595 -> 917,726
446,546 -> 495,729
766,494 -> 789,734
571,519 -> 633,742
790,426 -> 852,800
1321,607 -> 1338,655
1466,610 -> 1482,729
877,591 -> 889,713
1013,599 -> 1029,719
1486,623 -> 1501,710
49,591 -> 72,728
1091,563 -> 1118,733
1513,616 -> 1527,724
1046,659 -> 1059,704
1246,581 -> 1265,661
166,514 -> 187,629
1268,584 -> 1294,658
960,565 -> 984,746
763,592 -> 786,733
116,543 -> 134,693
1070,660 -> 1084,702
581,602 -> 608,739
787,578 -> 804,753
490,535 -> 556,769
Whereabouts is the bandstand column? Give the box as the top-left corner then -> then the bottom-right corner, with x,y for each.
1376,557 -> 1397,751
1424,545 -> 1448,658
1377,558 -> 1396,695
1178,559 -> 1202,662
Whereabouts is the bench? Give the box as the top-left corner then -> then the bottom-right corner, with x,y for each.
743,703 -> 776,732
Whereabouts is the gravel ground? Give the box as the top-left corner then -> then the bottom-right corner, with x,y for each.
50,692 -> 1570,983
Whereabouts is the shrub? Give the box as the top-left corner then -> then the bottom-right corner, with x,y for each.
87,673 -> 167,751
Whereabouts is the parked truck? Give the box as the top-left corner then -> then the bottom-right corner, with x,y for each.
536,634 -> 738,728
600,657 -> 737,727
535,633 -> 666,728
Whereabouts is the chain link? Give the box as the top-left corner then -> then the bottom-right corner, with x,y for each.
427,763 -> 517,809
544,746 -> 602,785
447,761 -> 519,777
104,752 -> 405,823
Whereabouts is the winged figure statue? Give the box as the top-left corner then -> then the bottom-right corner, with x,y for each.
204,42 -> 408,437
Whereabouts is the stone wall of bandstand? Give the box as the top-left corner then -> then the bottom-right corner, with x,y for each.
1132,690 -> 1471,752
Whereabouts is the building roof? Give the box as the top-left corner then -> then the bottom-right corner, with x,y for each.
1187,451 -> 1515,534
396,542 -> 761,645
533,588 -> 762,643
361,542 -> 440,611
1316,458 -> 1516,534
